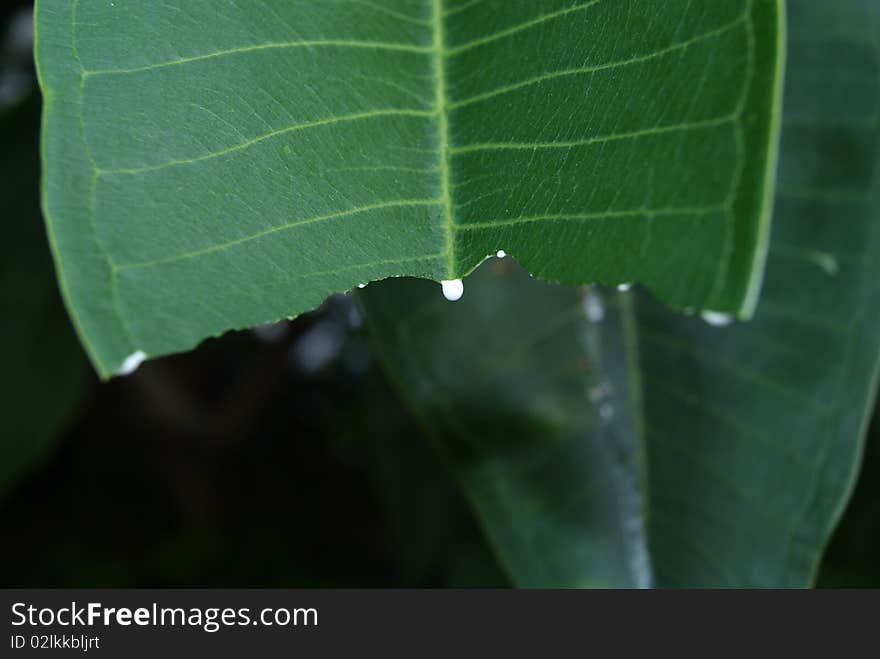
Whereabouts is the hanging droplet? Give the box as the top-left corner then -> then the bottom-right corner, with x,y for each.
117,350 -> 147,376
441,279 -> 464,301
700,311 -> 734,327
357,283 -> 367,289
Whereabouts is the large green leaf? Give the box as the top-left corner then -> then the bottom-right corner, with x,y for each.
360,0 -> 880,587
36,0 -> 783,376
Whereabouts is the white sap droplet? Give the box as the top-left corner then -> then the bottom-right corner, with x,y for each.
496,250 -> 507,258
357,283 -> 367,289
617,283 -> 632,292
441,279 -> 464,301
117,350 -> 147,376
582,289 -> 604,323
700,311 -> 734,327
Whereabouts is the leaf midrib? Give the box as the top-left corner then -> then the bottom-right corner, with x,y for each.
431,0 -> 456,279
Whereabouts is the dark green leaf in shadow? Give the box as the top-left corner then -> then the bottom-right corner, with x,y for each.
816,410 -> 880,587
334,375 -> 509,587
360,263 -> 651,588
0,93 -> 89,499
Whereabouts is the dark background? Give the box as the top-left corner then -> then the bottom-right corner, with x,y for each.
1,1 -> 877,588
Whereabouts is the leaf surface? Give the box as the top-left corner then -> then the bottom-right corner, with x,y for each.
36,0 -> 782,376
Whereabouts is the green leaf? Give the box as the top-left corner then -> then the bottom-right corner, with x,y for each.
639,0 -> 880,586
1,93 -> 88,500
360,0 -> 880,587
36,0 -> 783,376
360,265 -> 651,587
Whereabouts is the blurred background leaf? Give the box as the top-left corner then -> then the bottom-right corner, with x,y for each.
336,378 -> 509,587
638,0 -> 880,586
817,407 -> 880,587
360,265 -> 650,587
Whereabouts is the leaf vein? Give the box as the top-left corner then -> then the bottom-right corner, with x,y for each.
450,15 -> 748,109
452,205 -> 726,231
450,115 -> 737,155
116,199 -> 443,270
97,109 -> 436,175
82,40 -> 433,77
445,0 -> 604,55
